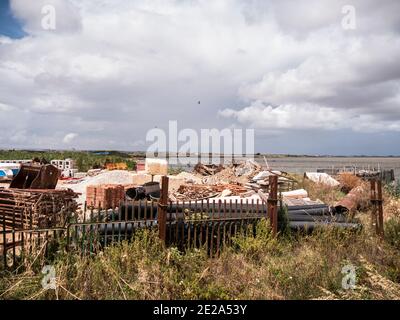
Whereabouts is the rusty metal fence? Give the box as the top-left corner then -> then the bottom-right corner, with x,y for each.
1,176 -> 279,270
166,199 -> 268,255
370,179 -> 384,237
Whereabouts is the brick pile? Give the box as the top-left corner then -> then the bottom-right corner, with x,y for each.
86,184 -> 125,209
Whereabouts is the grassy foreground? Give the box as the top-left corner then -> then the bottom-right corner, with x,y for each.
1,178 -> 400,300
1,218 -> 399,300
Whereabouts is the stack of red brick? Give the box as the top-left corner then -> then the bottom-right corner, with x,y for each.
86,184 -> 125,209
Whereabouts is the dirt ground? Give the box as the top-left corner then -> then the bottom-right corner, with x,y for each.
0,182 -> 10,189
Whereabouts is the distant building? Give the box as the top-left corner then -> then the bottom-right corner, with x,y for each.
51,158 -> 76,170
50,159 -> 78,178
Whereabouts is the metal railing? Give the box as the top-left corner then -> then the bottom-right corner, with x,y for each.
1,176 -> 280,270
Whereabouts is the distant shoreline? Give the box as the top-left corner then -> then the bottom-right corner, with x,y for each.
1,149 -> 400,158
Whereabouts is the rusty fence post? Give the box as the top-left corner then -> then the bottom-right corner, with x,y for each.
158,176 -> 169,245
2,215 -> 6,268
377,180 -> 384,237
370,180 -> 377,233
370,179 -> 384,238
268,175 -> 278,236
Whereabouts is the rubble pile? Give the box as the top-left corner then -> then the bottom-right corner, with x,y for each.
172,185 -> 218,201
305,172 -> 340,187
200,160 -> 262,185
171,184 -> 249,201
168,160 -> 301,202
245,170 -> 295,191
194,163 -> 225,176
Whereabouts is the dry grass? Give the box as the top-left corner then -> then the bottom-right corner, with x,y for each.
299,178 -> 345,206
337,173 -> 362,193
1,180 -> 400,300
1,219 -> 399,300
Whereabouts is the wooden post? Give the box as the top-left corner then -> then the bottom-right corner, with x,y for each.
158,176 -> 169,244
377,180 -> 384,237
370,179 -> 384,237
370,180 -> 377,233
2,215 -> 6,268
268,175 -> 278,236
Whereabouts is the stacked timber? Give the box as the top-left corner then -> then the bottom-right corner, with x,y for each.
0,188 -> 79,229
172,184 -> 249,201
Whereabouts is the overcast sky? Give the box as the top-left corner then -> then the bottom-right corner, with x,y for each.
0,0 -> 400,155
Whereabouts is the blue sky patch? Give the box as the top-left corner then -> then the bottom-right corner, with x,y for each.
0,0 -> 26,39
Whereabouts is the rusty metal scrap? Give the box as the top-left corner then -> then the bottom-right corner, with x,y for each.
10,164 -> 60,189
334,184 -> 368,214
0,188 -> 79,229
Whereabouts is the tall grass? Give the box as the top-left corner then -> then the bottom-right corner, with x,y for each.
1,219 -> 399,300
1,179 -> 399,300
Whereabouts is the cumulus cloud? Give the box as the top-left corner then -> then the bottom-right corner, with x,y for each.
63,133 -> 78,144
10,0 -> 81,34
0,0 -> 399,153
0,102 -> 13,111
220,101 -> 400,133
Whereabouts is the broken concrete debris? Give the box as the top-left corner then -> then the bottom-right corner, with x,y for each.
234,159 -> 261,177
194,163 -> 225,176
304,172 -> 340,187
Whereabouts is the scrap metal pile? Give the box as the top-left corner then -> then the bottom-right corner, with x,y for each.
168,160 -> 363,231
0,163 -> 80,230
172,160 -> 297,201
0,188 -> 79,229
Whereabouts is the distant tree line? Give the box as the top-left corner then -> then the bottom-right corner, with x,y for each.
0,150 -> 137,172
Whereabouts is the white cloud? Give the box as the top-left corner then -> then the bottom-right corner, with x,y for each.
63,133 -> 78,144
9,130 -> 28,143
220,101 -> 400,133
10,0 -> 81,34
0,102 -> 14,111
0,0 -> 399,151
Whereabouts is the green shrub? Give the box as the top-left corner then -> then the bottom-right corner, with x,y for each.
385,216 -> 400,250
386,180 -> 400,199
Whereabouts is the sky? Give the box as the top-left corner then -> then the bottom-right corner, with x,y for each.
0,0 -> 400,155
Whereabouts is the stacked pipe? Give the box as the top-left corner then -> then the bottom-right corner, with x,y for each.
97,200 -> 360,234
